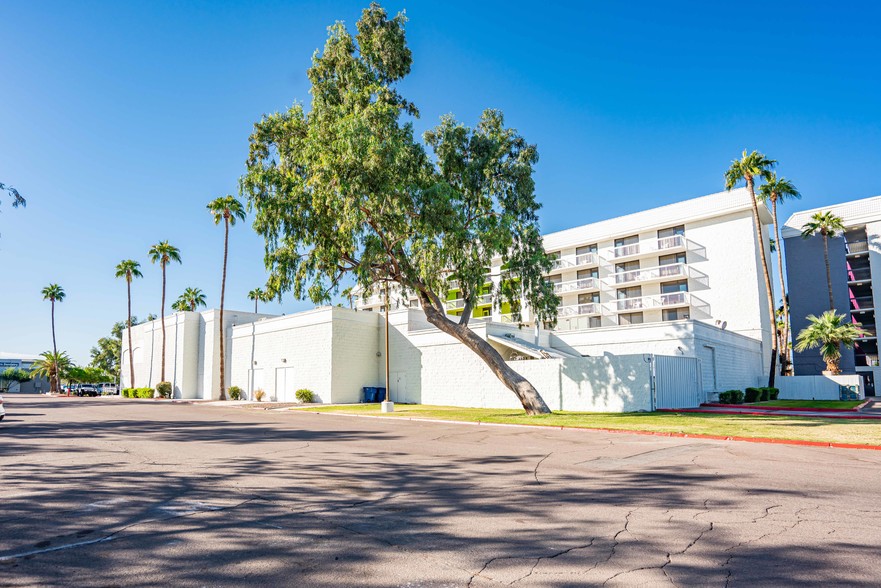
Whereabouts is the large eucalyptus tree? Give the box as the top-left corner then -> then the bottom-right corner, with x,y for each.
241,4 -> 557,414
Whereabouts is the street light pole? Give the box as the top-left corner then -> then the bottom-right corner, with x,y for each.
381,281 -> 394,412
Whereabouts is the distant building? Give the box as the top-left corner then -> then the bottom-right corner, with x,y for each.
0,352 -> 50,393
783,195 -> 881,395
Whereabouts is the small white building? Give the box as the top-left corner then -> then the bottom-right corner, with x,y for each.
122,189 -> 772,408
0,352 -> 50,394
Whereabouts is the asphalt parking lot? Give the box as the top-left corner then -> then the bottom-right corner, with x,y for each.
1,394 -> 880,586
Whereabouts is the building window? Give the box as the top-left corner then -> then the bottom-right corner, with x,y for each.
615,235 -> 639,247
576,244 -> 598,254
659,252 -> 686,266
577,268 -> 598,279
658,225 -> 685,238
660,280 -> 688,294
663,308 -> 690,321
619,312 -> 644,325
578,292 -> 599,304
589,316 -> 602,328
617,286 -> 642,299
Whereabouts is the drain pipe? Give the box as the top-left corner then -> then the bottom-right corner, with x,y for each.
644,354 -> 656,411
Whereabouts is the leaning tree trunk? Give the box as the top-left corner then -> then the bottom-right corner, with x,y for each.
127,279 -> 135,388
160,265 -> 167,382
823,234 -> 834,311
748,178 -> 778,388
420,297 -> 550,414
772,200 -> 792,375
50,299 -> 58,393
218,217 -> 229,401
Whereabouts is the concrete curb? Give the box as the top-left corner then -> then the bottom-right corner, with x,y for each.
293,409 -> 881,451
660,407 -> 881,420
703,401 -> 871,413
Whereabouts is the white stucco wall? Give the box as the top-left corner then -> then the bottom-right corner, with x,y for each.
767,375 -> 864,400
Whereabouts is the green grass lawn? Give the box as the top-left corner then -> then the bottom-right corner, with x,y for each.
746,400 -> 864,409
295,403 -> 881,446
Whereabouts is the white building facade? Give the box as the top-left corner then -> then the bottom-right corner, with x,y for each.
122,189 -> 773,407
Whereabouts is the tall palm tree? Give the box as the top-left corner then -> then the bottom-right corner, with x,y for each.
248,287 -> 267,314
800,211 -> 845,311
758,174 -> 800,375
794,311 -> 868,374
174,287 -> 207,312
725,149 -> 778,386
40,284 -> 66,392
148,241 -> 182,382
115,260 -> 143,388
30,351 -> 72,394
208,195 -> 247,401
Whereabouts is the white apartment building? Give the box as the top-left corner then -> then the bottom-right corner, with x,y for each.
122,188 -> 773,407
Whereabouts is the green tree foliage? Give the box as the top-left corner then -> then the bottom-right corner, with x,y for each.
0,368 -> 32,392
41,283 -> 66,392
90,316 -> 149,383
795,311 -> 868,374
1,181 -> 26,237
724,149 -> 778,386
240,4 -> 556,413
30,351 -> 73,390
148,240 -> 182,382
115,259 -> 143,387
248,287 -> 269,313
173,287 -> 206,312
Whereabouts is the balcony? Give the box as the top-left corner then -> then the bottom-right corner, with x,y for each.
610,235 -> 687,260
850,296 -> 876,312
613,262 -> 689,285
548,252 -> 599,274
611,291 -> 707,313
552,277 -> 600,295
846,241 -> 869,255
856,325 -> 878,339
558,303 -> 601,317
445,293 -> 493,310
847,267 -> 872,283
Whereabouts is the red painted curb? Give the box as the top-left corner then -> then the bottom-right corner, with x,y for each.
299,410 -> 881,451
660,407 -> 881,420
703,402 -> 868,413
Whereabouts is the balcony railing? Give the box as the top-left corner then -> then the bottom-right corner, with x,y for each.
558,303 -> 601,317
614,262 -> 688,285
847,267 -> 872,282
613,291 -> 698,312
850,296 -> 876,311
610,234 -> 686,259
445,294 -> 493,310
552,277 -> 600,295
846,241 -> 869,254
549,252 -> 599,272
856,325 -> 877,338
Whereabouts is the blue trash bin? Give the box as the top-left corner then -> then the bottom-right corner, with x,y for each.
376,387 -> 387,402
362,387 -> 376,403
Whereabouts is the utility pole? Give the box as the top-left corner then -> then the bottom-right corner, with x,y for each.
381,281 -> 394,412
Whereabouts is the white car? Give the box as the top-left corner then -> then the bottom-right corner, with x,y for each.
0,395 -> 5,421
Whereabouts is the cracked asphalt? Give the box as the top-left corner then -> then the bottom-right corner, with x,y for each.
1,395 -> 880,587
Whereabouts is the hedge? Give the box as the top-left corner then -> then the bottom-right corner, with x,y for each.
122,387 -> 155,399
718,390 -> 744,404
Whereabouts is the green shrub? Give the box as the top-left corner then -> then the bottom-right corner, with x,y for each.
228,386 -> 242,401
718,390 -> 744,404
121,388 -> 131,398
132,387 -> 154,399
767,387 -> 779,400
156,381 -> 172,399
295,388 -> 315,403
744,387 -> 762,403
759,387 -> 771,402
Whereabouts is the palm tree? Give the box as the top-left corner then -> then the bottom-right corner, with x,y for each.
174,287 -> 207,312
725,149 -> 778,386
41,284 -> 66,392
248,287 -> 268,314
800,211 -> 845,312
794,311 -> 868,374
758,174 -> 800,375
115,260 -> 143,388
208,195 -> 247,401
30,351 -> 73,394
148,241 -> 182,382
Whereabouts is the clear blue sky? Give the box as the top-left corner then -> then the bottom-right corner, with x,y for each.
2,1 -> 880,364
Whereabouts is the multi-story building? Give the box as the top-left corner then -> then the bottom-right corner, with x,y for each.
783,195 -> 881,395
357,187 -> 774,368
0,353 -> 50,393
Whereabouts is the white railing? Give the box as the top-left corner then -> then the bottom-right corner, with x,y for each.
558,303 -> 601,317
614,263 -> 688,285
552,277 -> 599,294
445,294 -> 493,310
846,241 -> 869,254
549,252 -> 599,271
610,234 -> 686,259
613,291 -> 694,312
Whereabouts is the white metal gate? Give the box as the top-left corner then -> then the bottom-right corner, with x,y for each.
654,355 -> 703,409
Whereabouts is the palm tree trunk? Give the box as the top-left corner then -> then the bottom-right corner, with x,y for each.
823,234 -> 834,311
160,264 -> 167,382
50,299 -> 58,393
218,217 -> 229,401
254,298 -> 258,314
772,200 -> 791,376
127,279 -> 135,388
748,178 -> 778,387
